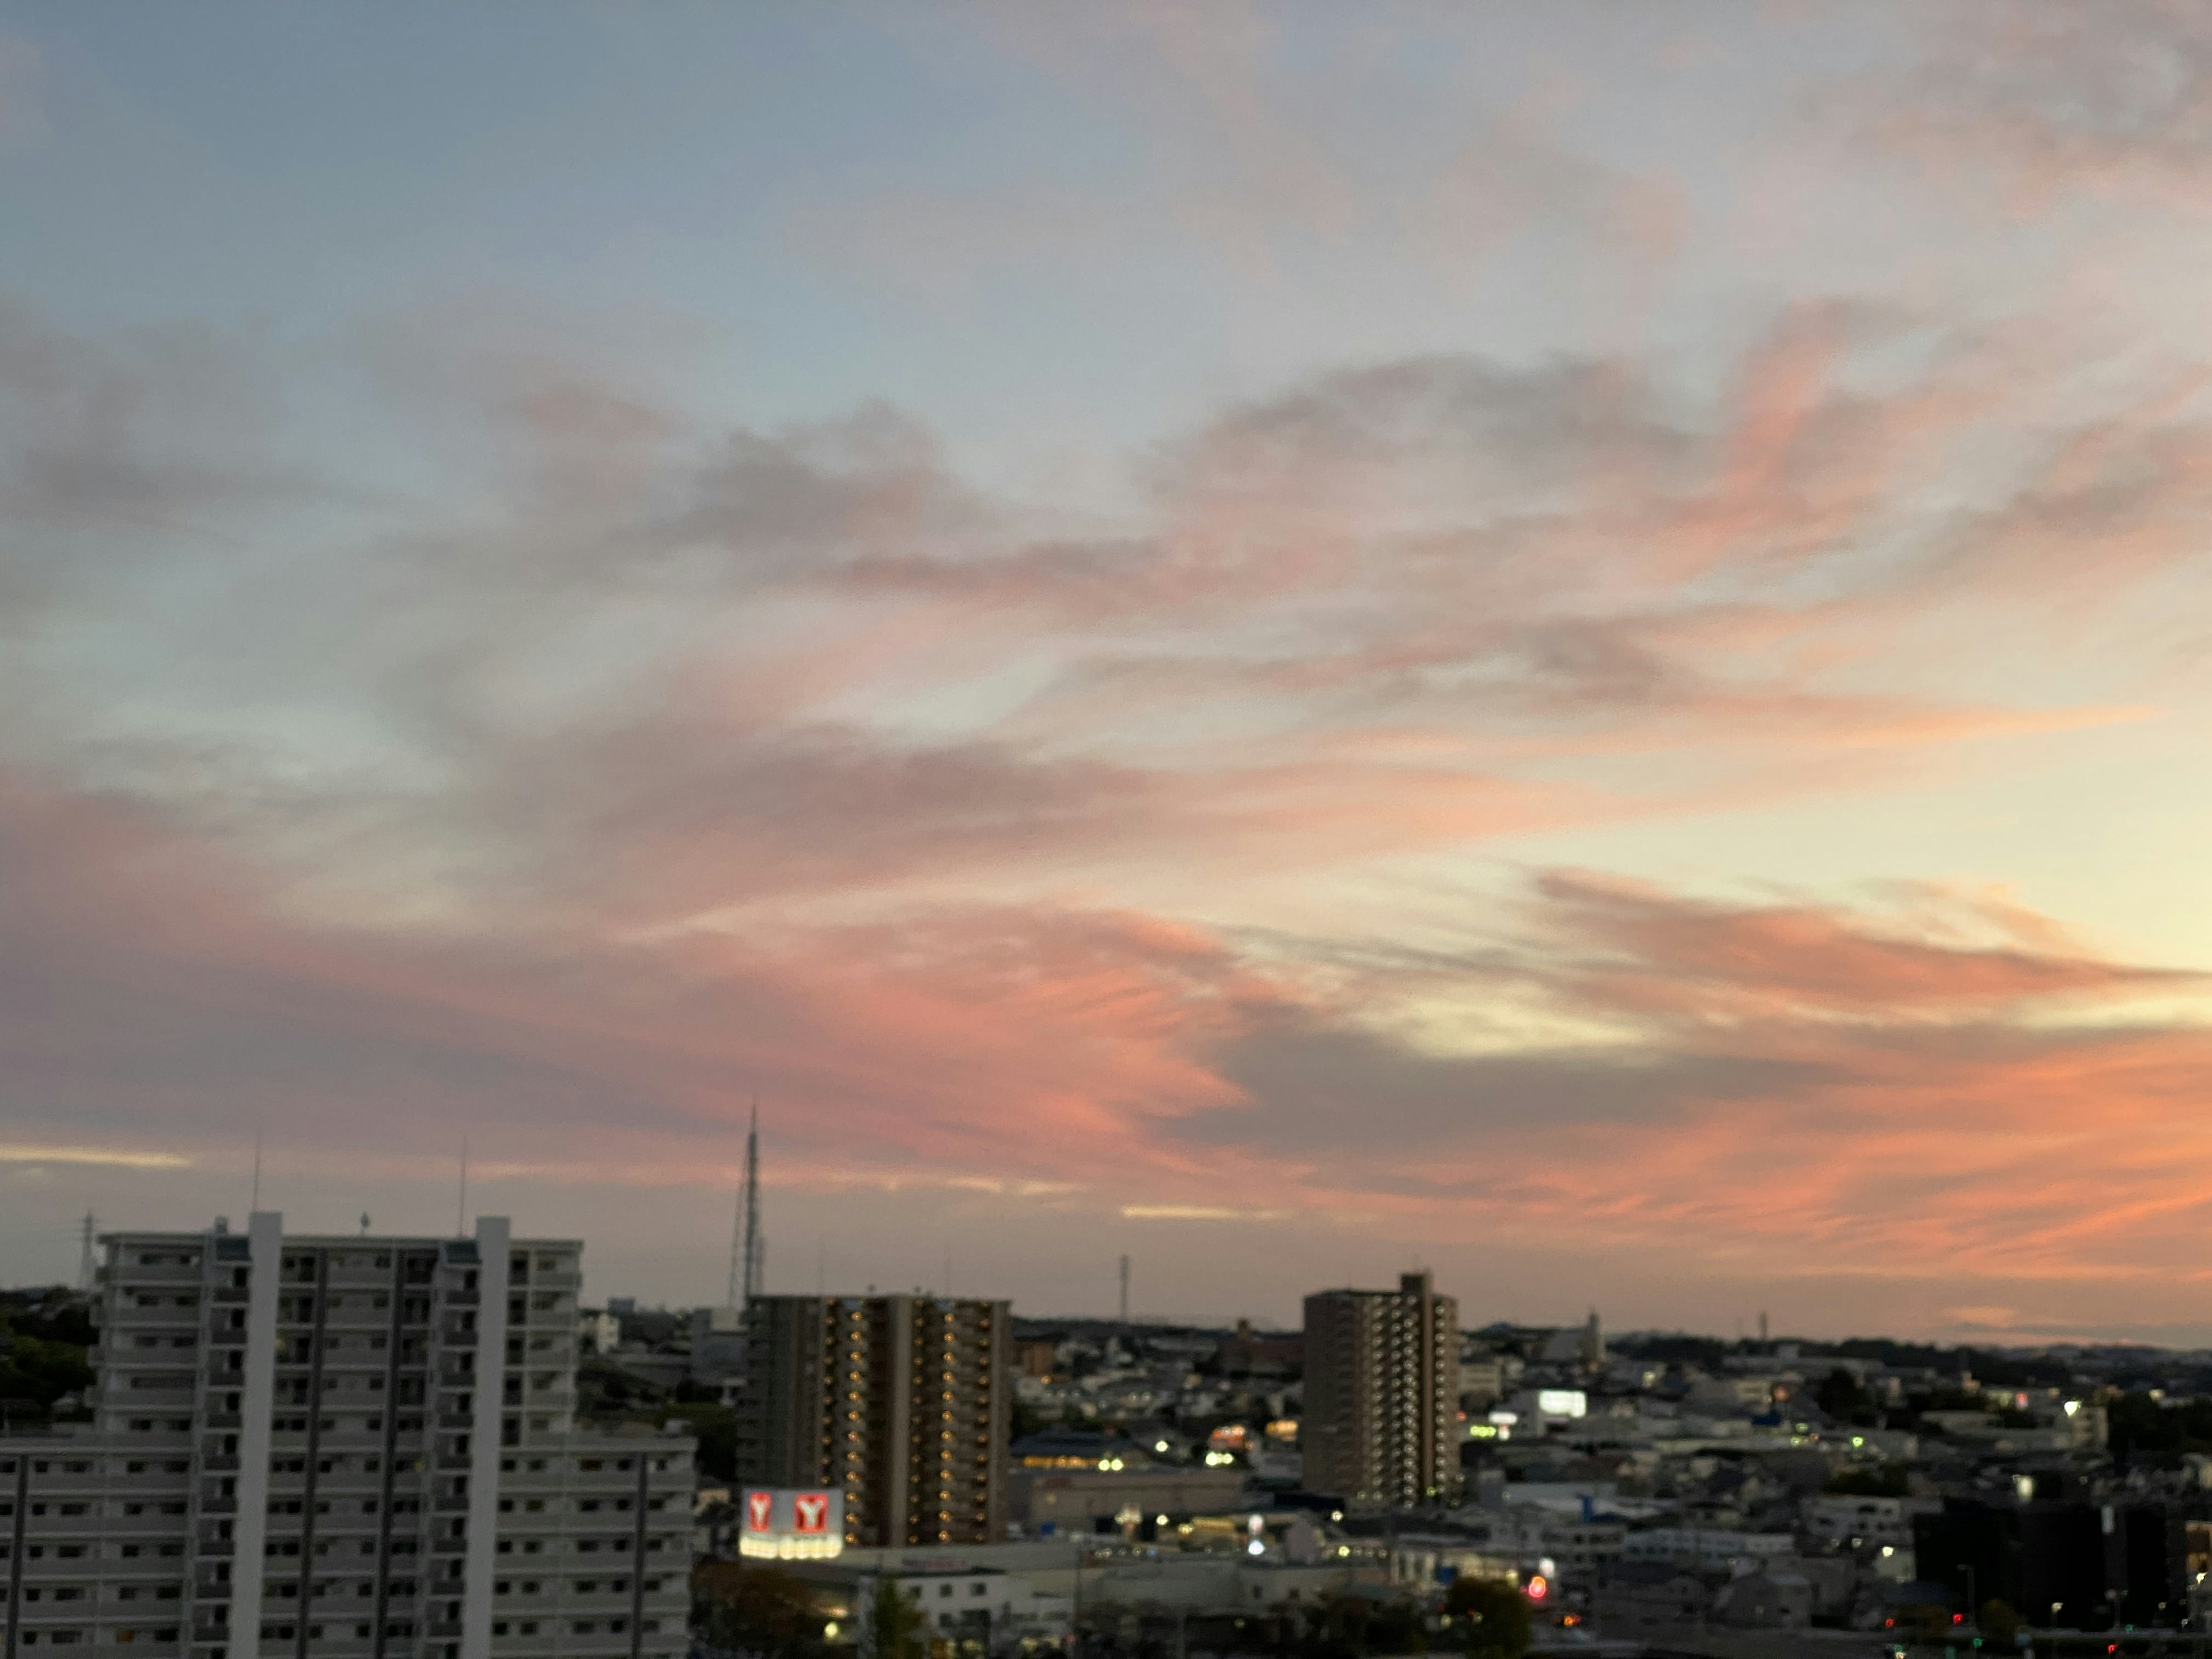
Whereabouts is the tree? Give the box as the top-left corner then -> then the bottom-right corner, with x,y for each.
1823,1462 -> 1910,1497
865,1576 -> 929,1659
1295,1592 -> 1426,1659
1815,1368 -> 1874,1425
693,1562 -> 832,1659
1893,1600 -> 1953,1641
0,1327 -> 95,1413
1442,1578 -> 1530,1659
1979,1600 -> 2024,1645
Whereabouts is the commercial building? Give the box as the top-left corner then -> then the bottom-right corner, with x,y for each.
686,1309 -> 746,1387
1007,1465 -> 1247,1535
1,1213 -> 692,1659
732,1294 -> 1010,1548
1300,1272 -> 1460,1512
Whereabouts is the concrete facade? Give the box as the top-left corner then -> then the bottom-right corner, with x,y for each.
1301,1272 -> 1461,1512
1007,1466 -> 1248,1533
733,1295 -> 1010,1548
0,1215 -> 691,1659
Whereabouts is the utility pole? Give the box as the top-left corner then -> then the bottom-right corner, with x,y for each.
1118,1255 -> 1130,1325
78,1211 -> 97,1294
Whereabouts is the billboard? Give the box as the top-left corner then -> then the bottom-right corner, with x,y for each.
739,1487 -> 846,1559
1534,1389 -> 1586,1421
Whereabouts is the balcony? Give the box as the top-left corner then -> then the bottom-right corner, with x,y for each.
198,1497 -> 238,1516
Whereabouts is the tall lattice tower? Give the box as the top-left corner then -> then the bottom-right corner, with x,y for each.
728,1104 -> 764,1308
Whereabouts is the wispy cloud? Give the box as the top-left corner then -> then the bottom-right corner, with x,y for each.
0,1144 -> 192,1169
10,2 -> 2212,1325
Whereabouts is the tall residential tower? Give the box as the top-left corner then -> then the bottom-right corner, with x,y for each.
1301,1271 -> 1461,1512
732,1294 -> 1009,1548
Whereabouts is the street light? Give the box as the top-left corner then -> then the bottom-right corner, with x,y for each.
1959,1563 -> 1978,1628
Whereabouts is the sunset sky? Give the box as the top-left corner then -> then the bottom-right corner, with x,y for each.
8,3 -> 2212,1341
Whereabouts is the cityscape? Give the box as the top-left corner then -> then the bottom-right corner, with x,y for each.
9,1196 -> 2212,1657
11,3 -> 2212,1658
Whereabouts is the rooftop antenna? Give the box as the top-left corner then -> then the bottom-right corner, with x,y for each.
249,1125 -> 263,1213
78,1211 -> 97,1295
1118,1254 -> 1131,1325
359,1213 -> 372,1236
730,1102 -> 763,1308
457,1131 -> 469,1236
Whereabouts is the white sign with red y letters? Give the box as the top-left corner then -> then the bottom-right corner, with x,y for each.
738,1487 -> 846,1559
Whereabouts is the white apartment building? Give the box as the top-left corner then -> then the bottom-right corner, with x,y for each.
1804,1495 -> 1935,1552
1619,1527 -> 1796,1575
1,1213 -> 692,1659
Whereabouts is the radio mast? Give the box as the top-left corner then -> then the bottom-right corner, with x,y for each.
728,1103 -> 764,1308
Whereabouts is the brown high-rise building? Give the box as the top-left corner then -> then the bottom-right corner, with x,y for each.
1301,1271 -> 1461,1511
733,1294 -> 1011,1546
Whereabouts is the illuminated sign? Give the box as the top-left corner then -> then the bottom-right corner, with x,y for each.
1535,1389 -> 1586,1420
740,1488 -> 847,1559
1524,1573 -> 1549,1602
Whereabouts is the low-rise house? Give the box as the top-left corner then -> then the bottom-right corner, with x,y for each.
1596,1560 -> 1710,1627
1711,1565 -> 1813,1628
